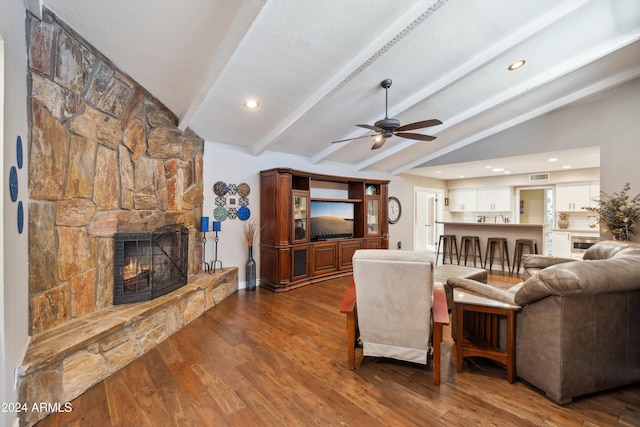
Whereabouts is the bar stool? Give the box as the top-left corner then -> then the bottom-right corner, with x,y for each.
436,234 -> 459,265
512,239 -> 538,275
484,237 -> 510,273
459,235 -> 483,267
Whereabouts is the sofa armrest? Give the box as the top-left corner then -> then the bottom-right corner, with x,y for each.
446,277 -> 517,306
522,254 -> 577,270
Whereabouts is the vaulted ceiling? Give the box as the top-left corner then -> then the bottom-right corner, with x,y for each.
40,0 -> 640,178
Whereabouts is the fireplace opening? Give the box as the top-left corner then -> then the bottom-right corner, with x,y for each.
113,225 -> 189,305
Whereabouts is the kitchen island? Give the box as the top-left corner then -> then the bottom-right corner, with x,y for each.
438,222 -> 548,272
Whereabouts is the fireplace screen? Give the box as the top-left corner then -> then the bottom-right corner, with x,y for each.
113,225 -> 189,305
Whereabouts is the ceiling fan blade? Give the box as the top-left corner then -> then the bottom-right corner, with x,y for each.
395,132 -> 437,141
396,119 -> 442,132
371,139 -> 386,150
330,134 -> 376,144
357,124 -> 385,132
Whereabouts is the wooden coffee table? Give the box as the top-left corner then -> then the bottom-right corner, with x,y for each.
454,290 -> 520,383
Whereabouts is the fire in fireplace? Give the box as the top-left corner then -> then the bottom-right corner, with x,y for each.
113,225 -> 189,305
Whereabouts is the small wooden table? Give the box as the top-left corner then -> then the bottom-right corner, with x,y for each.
454,290 -> 520,383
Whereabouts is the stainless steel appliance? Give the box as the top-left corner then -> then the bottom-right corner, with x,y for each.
571,235 -> 598,254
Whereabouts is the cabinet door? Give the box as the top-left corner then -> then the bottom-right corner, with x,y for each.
311,242 -> 338,276
291,245 -> 309,282
449,188 -> 477,212
338,239 -> 362,271
552,231 -> 571,257
556,183 -> 590,211
292,190 -> 309,243
477,187 -> 512,211
366,196 -> 381,236
589,181 -> 600,209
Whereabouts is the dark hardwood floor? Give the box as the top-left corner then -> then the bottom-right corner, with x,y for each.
37,273 -> 640,426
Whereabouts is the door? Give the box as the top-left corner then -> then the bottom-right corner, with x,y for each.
414,188 -> 439,252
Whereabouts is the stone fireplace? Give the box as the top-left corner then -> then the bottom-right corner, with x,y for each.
19,10 -> 239,426
27,9 -> 207,335
113,225 -> 189,305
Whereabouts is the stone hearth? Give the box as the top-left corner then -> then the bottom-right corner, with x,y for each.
18,268 -> 238,426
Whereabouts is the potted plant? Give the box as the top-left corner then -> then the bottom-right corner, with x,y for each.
585,182 -> 640,241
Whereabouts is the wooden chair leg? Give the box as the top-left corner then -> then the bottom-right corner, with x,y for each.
433,322 -> 443,384
346,311 -> 356,369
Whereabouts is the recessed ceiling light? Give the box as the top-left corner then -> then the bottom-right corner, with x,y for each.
459,175 -> 465,178
504,171 -> 511,174
548,158 -> 558,162
563,165 -> 571,169
492,168 -> 505,172
436,171 -> 442,174
485,165 -> 492,169
244,99 -> 259,109
508,59 -> 526,71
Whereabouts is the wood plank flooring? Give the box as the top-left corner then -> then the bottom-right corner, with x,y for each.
37,273 -> 640,426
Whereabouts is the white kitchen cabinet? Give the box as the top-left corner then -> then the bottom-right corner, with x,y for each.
589,181 -> 600,208
449,188 -> 477,212
552,231 -> 571,257
556,182 -> 593,212
477,186 -> 512,211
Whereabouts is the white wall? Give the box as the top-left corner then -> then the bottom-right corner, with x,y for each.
1,2 -> 31,426
202,143 -> 391,287
388,174 -> 446,251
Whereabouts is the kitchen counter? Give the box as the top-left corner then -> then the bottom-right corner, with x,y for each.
439,222 -> 546,228
438,222 -> 548,268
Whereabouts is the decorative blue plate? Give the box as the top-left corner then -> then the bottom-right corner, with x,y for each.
238,206 -> 251,221
17,136 -> 23,169
9,166 -> 18,202
17,201 -> 24,234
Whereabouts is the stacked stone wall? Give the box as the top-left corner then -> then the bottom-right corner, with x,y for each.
27,10 -> 205,335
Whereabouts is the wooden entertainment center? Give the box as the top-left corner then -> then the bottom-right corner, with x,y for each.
259,168 -> 389,292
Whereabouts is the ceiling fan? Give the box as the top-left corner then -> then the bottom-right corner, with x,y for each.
332,79 -> 442,150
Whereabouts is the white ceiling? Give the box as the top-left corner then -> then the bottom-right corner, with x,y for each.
40,0 -> 640,179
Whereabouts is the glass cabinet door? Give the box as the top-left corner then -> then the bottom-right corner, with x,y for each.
367,197 -> 380,236
292,191 -> 309,242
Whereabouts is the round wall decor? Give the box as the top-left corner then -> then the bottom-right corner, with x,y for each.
213,206 -> 228,221
18,201 -> 24,234
9,166 -> 18,202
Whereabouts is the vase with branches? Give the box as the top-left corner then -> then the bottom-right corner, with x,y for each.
584,182 -> 640,241
242,219 -> 262,291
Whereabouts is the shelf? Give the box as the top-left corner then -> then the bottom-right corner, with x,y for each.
311,198 -> 362,203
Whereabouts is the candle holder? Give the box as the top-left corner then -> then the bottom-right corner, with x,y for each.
199,216 -> 211,272
211,221 -> 223,272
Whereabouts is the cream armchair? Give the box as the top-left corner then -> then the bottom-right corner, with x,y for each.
340,250 -> 449,384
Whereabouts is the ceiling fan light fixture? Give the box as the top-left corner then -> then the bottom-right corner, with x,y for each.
508,59 -> 526,71
244,99 -> 259,109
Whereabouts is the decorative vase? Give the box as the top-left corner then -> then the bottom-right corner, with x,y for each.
245,246 -> 256,291
558,218 -> 569,229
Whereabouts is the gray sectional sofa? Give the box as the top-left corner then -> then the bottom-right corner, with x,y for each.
447,240 -> 640,404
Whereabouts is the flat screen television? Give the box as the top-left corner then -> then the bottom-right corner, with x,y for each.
310,201 -> 354,241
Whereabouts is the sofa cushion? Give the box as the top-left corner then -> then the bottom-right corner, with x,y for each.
515,255 -> 640,305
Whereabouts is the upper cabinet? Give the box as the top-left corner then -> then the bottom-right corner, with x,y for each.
477,187 -> 512,212
449,188 -> 478,212
556,181 -> 600,211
